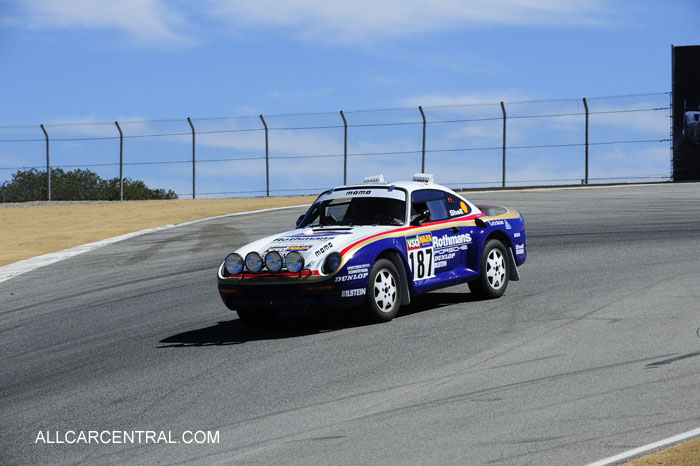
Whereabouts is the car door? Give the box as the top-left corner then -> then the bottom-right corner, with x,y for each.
406,189 -> 471,290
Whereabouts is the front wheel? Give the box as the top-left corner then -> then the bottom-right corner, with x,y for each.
468,239 -> 509,299
364,258 -> 402,323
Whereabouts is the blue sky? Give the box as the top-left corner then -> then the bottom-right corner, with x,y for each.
0,1 -> 698,196
1,0 -> 697,121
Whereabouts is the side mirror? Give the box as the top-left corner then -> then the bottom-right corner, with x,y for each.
410,209 -> 430,226
296,215 -> 305,227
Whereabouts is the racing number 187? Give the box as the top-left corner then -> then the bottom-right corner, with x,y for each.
408,248 -> 433,281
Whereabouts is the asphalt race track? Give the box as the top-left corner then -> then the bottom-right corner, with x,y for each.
2,183 -> 699,466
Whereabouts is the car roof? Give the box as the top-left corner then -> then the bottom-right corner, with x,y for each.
314,179 -> 482,216
334,180 -> 460,196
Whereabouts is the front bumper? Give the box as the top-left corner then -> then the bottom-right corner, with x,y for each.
218,278 -> 346,312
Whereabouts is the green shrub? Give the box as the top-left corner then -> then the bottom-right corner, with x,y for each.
0,168 -> 178,202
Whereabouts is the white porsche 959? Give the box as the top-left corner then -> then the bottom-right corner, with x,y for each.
218,174 -> 526,325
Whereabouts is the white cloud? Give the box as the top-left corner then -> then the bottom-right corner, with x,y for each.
402,91 -> 529,108
6,1 -> 611,48
15,0 -> 195,47
587,102 -> 670,137
207,0 -> 610,45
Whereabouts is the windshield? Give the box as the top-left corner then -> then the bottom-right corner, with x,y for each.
299,196 -> 406,227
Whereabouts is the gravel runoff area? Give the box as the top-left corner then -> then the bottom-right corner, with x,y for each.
0,196 -> 314,267
1,184 -> 698,464
623,437 -> 700,465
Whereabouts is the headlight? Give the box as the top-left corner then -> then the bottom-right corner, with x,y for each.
224,253 -> 244,275
323,252 -> 342,274
285,251 -> 304,273
245,252 -> 263,273
265,251 -> 283,273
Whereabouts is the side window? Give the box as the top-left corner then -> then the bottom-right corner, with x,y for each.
411,189 -> 450,222
411,189 -> 470,223
445,194 -> 470,218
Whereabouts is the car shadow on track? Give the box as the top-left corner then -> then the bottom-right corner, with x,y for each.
157,289 -> 477,348
399,289 -> 477,317
157,308 -> 365,347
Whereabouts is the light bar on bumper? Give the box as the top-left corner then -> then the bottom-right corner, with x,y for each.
264,251 -> 283,272
224,253 -> 244,275
285,251 -> 304,273
245,252 -> 263,273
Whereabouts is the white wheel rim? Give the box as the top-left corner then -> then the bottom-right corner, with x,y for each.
485,249 -> 506,290
373,269 -> 397,313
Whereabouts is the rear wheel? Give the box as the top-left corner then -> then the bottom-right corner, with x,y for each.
468,239 -> 509,299
364,258 -> 402,323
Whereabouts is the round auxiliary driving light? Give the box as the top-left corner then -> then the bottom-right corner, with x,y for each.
245,252 -> 263,273
323,252 -> 342,274
285,251 -> 304,273
224,253 -> 244,275
265,251 -> 283,273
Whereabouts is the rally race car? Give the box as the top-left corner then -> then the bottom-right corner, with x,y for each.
217,174 -> 526,325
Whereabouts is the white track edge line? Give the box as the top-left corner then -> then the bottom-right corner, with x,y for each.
585,427 -> 700,466
0,204 -> 308,284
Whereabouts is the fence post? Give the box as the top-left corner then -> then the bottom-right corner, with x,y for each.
419,106 -> 426,172
115,121 -> 123,201
500,102 -> 506,188
260,114 -> 269,197
340,110 -> 348,185
582,97 -> 589,185
40,124 -> 50,201
187,117 -> 196,199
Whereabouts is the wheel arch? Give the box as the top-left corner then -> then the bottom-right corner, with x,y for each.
483,230 -> 519,281
375,248 -> 412,305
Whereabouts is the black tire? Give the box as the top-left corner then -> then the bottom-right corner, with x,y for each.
468,239 -> 509,299
236,309 -> 279,327
364,258 -> 402,323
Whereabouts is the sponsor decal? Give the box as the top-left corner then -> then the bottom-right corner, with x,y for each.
288,245 -> 312,251
488,219 -> 512,230
406,234 -> 435,281
433,233 -> 472,249
435,245 -> 468,255
344,190 -> 372,196
515,244 -> 525,255
266,245 -> 312,253
435,260 -> 447,268
341,288 -> 366,298
434,252 -> 456,262
460,201 -> 469,213
347,263 -> 370,272
449,208 -> 464,217
335,263 -> 370,282
314,242 -> 333,257
406,233 -> 433,251
273,235 -> 335,243
513,232 -> 521,238
335,273 -> 368,282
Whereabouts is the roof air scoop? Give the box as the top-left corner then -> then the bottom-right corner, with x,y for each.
363,174 -> 385,183
412,173 -> 434,183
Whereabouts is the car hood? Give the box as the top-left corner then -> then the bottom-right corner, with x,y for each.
233,225 -> 398,272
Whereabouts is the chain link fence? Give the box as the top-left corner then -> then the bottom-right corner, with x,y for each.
0,92 -> 671,201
